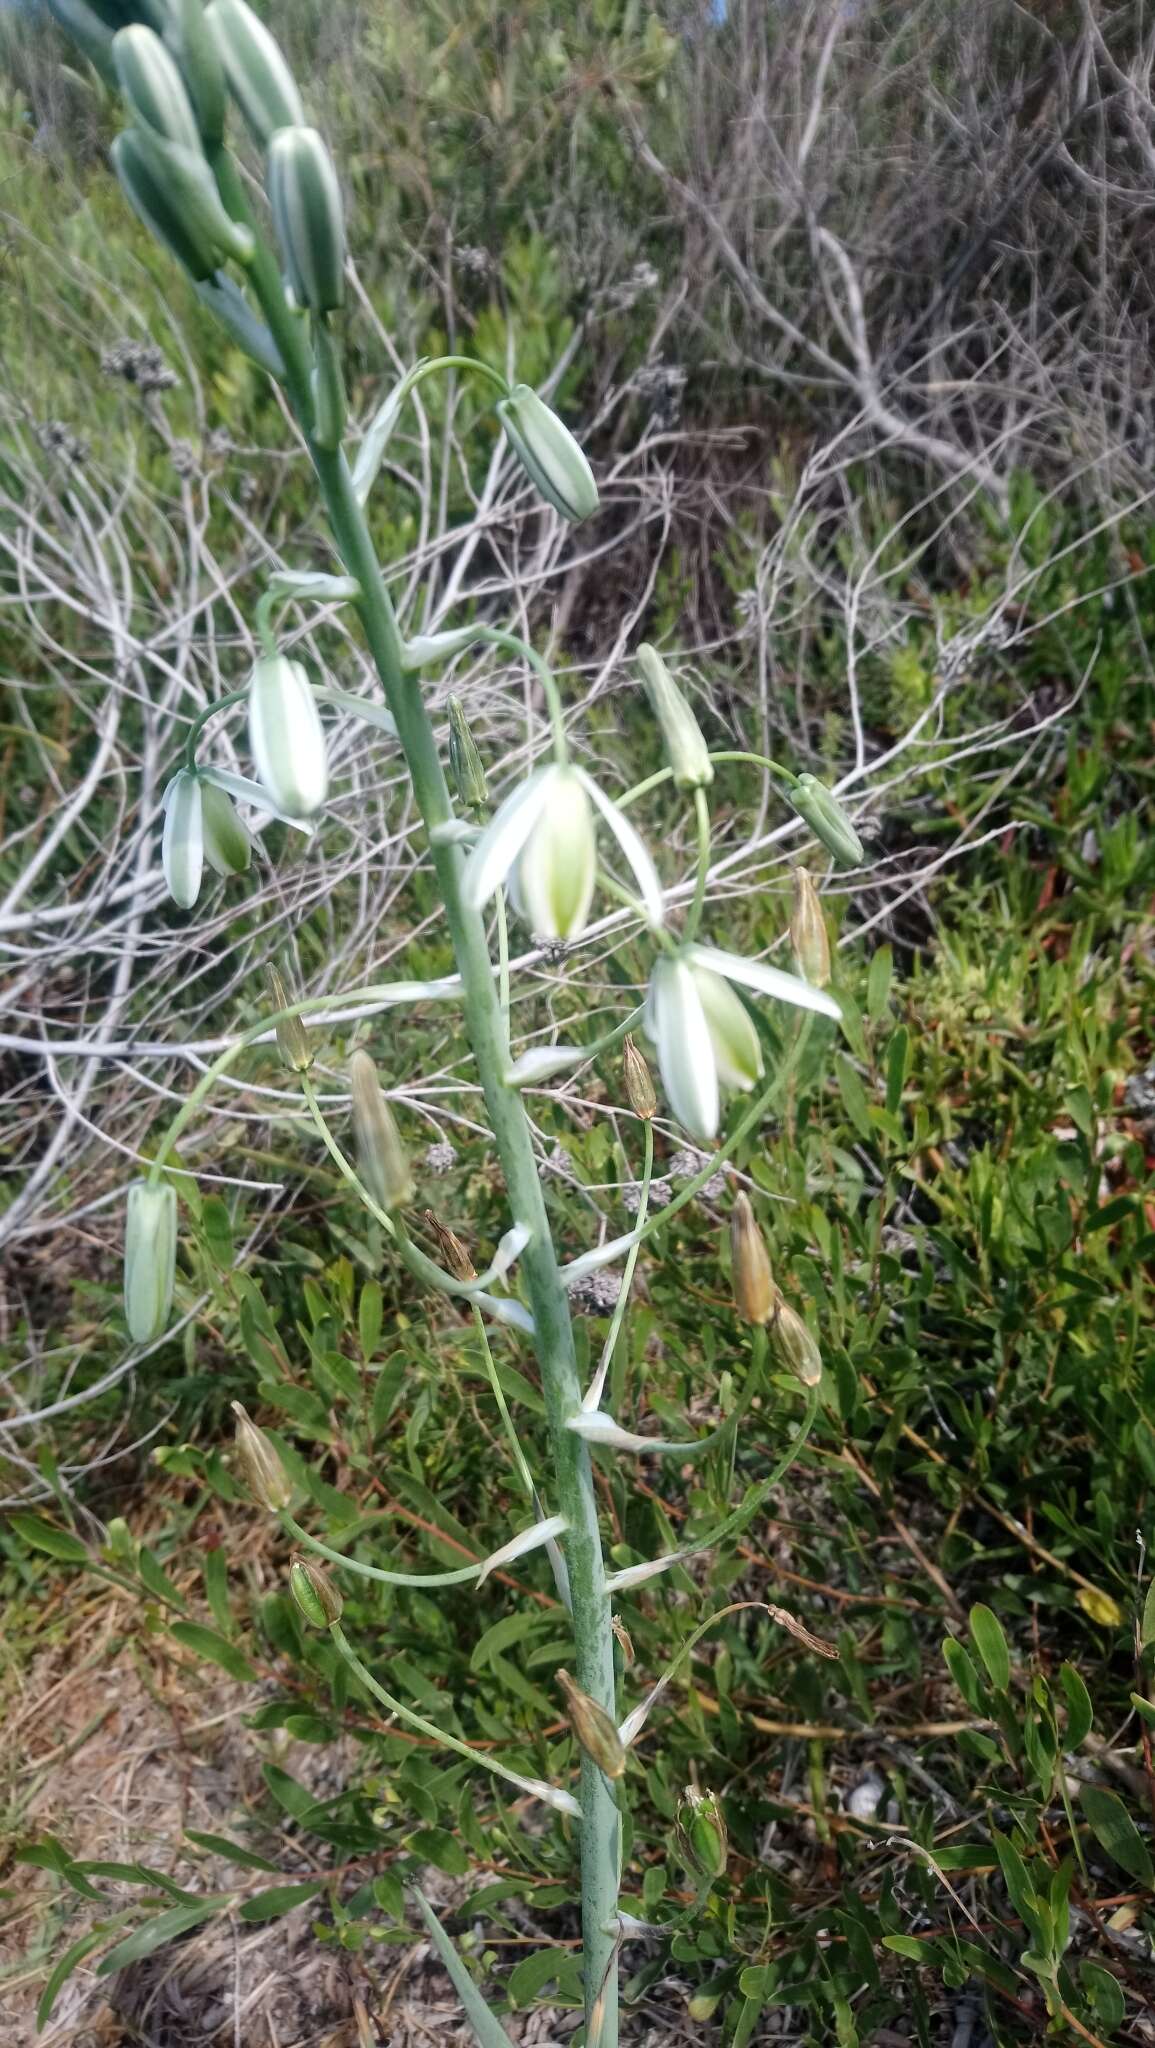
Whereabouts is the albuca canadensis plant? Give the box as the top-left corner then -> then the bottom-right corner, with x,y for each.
47,3 -> 873,2038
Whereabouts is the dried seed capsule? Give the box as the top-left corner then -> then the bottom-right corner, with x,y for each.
200,778 -> 251,876
161,768 -> 204,908
637,643 -> 712,789
447,695 -> 487,811
622,1035 -> 656,1120
124,1180 -> 177,1343
788,774 -> 864,871
769,1288 -> 823,1387
557,1669 -> 626,1780
204,0 -> 303,145
423,1209 -> 476,1282
112,126 -> 253,281
496,383 -> 599,523
729,1192 -> 773,1325
231,1400 -> 292,1510
114,24 -> 203,152
675,1786 -> 728,1882
289,1554 -> 342,1627
350,1049 -> 413,1211
268,968 -> 313,1073
248,654 -> 328,819
267,126 -> 345,313
789,866 -> 831,987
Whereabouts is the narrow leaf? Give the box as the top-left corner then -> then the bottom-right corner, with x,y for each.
95,1898 -> 226,1976
1080,1783 -> 1154,1885
414,1888 -> 518,2048
10,1514 -> 88,1563
238,1881 -> 324,1922
168,1622 -> 255,1682
969,1603 -> 1011,1692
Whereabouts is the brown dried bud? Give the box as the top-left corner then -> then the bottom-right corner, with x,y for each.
423,1208 -> 476,1281
557,1669 -> 626,1779
729,1193 -> 773,1325
622,1035 -> 656,1119
769,1289 -> 823,1387
269,967 -> 314,1072
289,1553 -> 342,1627
350,1049 -> 413,1211
231,1401 -> 292,1510
789,867 -> 831,988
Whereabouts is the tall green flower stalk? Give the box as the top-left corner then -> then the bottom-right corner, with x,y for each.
59,4 -> 868,2039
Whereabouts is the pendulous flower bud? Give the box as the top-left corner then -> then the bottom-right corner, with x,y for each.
124,1180 -> 177,1344
161,769 -> 204,909
788,774 -> 864,871
268,968 -> 313,1073
496,384 -> 599,524
350,1049 -> 413,1212
423,1209 -> 476,1281
166,0 -> 227,144
204,0 -> 303,145
769,1289 -> 823,1387
557,1670 -> 626,1780
447,695 -> 488,811
267,125 -> 345,313
248,654 -> 328,819
112,126 -> 253,281
729,1192 -> 773,1325
231,1400 -> 292,1510
789,866 -> 831,987
289,1553 -> 342,1627
200,778 -> 251,876
675,1787 -> 728,1883
622,1035 -> 656,1120
517,766 -> 597,940
114,24 -> 203,152
637,643 -> 713,790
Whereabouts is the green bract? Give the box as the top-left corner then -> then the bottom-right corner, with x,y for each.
267,126 -> 346,313
496,384 -> 599,523
447,695 -> 488,810
114,24 -> 203,151
204,0 -> 303,144
123,1181 -> 177,1344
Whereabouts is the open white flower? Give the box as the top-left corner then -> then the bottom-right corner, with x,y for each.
646,943 -> 841,1142
463,763 -> 663,941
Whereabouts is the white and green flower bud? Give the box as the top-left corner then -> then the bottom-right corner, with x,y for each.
124,1180 -> 177,1344
161,768 -> 204,909
769,1290 -> 823,1387
166,0 -> 227,144
268,968 -> 313,1073
789,773 -> 865,870
789,866 -> 831,986
557,1670 -> 626,1780
496,384 -> 599,524
647,942 -> 838,1142
203,0 -> 303,144
114,25 -> 203,152
692,963 -> 764,1093
637,643 -> 712,789
231,1400 -> 292,1510
267,125 -> 345,313
517,766 -> 597,940
200,777 -> 251,876
112,127 -> 253,281
350,1049 -> 414,1211
289,1553 -> 342,1627
248,655 -> 328,819
675,1787 -> 728,1883
447,695 -> 487,811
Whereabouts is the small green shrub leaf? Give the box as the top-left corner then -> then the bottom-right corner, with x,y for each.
238,1881 -> 325,1922
10,1515 -> 88,1563
168,1622 -> 256,1681
1080,1783 -> 1154,1885
969,1604 -> 1011,1692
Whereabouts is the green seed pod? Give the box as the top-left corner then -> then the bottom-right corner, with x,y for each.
267,126 -> 346,313
231,1400 -> 292,1510
622,1035 -> 656,1120
289,1554 -> 342,1627
789,866 -> 831,987
124,1180 -> 177,1344
769,1288 -> 823,1387
203,0 -> 303,144
166,0 -> 227,144
200,777 -> 251,876
675,1787 -> 728,1883
350,1048 -> 413,1211
114,25 -> 203,151
637,643 -> 713,790
112,127 -> 253,281
496,384 -> 599,523
789,773 -> 865,871
447,696 -> 488,811
248,654 -> 328,818
268,968 -> 313,1073
729,1191 -> 773,1326
557,1670 -> 626,1780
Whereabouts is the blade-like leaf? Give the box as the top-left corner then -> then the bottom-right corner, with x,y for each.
1080,1783 -> 1154,1885
168,1622 -> 256,1682
414,1888 -> 518,2048
9,1514 -> 88,1563
38,1922 -> 128,2029
238,1880 -> 324,1922
969,1603 -> 1011,1693
95,1898 -> 228,1976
